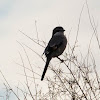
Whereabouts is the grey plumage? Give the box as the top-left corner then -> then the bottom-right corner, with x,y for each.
41,26 -> 67,81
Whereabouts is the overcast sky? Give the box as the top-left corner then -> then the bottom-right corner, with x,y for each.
0,0 -> 100,99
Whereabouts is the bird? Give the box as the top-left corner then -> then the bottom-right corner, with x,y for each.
41,26 -> 67,81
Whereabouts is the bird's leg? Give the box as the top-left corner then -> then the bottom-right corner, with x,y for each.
57,57 -> 64,63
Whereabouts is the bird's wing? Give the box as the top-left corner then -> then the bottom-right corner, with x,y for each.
44,36 -> 63,56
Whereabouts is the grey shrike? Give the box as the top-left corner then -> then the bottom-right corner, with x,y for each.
41,26 -> 67,81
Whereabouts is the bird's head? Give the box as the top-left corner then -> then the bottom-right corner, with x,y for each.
52,26 -> 65,36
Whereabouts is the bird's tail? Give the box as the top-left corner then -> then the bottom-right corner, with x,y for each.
41,57 -> 51,81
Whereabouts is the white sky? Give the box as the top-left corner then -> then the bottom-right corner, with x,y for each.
0,0 -> 100,99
